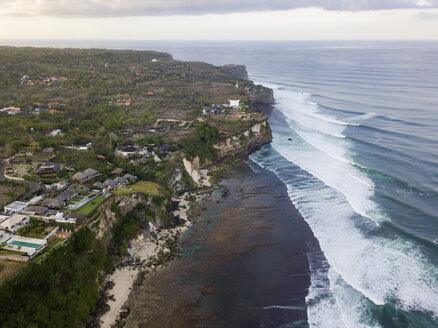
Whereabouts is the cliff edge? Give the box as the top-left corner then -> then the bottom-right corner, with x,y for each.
183,119 -> 272,187
219,64 -> 249,80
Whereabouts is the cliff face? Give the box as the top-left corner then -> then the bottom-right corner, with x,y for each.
183,120 -> 272,187
214,120 -> 272,158
245,85 -> 275,105
219,64 -> 249,80
183,157 -> 211,187
92,193 -> 150,240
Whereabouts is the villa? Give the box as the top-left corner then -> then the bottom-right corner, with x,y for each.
50,129 -> 62,137
0,214 -> 29,232
4,201 -> 28,214
72,168 -> 99,182
36,162 -> 61,178
229,100 -> 240,108
0,106 -> 21,115
4,235 -> 47,257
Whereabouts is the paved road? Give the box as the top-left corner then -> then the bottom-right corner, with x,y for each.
0,159 -> 7,181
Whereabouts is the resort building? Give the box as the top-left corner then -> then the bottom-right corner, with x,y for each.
229,100 -> 240,108
23,206 -> 49,216
72,168 -> 99,183
36,162 -> 61,178
4,201 -> 28,214
0,214 -> 29,232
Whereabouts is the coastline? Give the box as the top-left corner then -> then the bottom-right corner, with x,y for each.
116,160 -> 318,327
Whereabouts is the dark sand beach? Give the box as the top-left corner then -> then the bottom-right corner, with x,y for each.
124,161 -> 319,328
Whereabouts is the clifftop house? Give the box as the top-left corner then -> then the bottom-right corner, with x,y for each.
115,144 -> 148,157
43,184 -> 89,209
36,162 -> 61,178
229,100 -> 240,108
4,201 -> 28,214
0,106 -> 21,115
71,168 -> 99,183
0,214 -> 29,232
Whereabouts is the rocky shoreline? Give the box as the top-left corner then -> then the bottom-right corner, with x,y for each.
90,190 -> 207,327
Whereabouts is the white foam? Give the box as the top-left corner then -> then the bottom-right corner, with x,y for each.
271,130 -> 379,223
262,305 -> 306,311
275,91 -> 348,139
306,248 -> 347,328
262,160 -> 438,324
346,112 -> 378,123
275,88 -> 356,127
292,181 -> 438,318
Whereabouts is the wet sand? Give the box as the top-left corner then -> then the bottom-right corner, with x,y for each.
124,161 -> 318,328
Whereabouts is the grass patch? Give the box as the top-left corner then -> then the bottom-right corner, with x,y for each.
73,195 -> 106,216
113,181 -> 161,196
17,219 -> 55,239
44,237 -> 65,253
0,249 -> 27,256
0,183 -> 26,207
0,260 -> 26,285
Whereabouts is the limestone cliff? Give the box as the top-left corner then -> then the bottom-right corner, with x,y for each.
245,85 -> 275,105
214,120 -> 272,158
91,193 -> 150,241
183,119 -> 272,187
219,64 -> 249,80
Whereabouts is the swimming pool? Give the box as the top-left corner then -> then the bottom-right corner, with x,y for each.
10,241 -> 43,248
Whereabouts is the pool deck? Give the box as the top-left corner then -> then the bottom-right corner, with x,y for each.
5,235 -> 47,256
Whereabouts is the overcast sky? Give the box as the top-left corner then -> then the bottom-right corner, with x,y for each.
0,0 -> 438,40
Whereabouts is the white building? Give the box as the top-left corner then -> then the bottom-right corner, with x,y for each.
50,129 -> 62,137
0,230 -> 9,243
45,181 -> 69,191
4,201 -> 28,214
0,106 -> 21,115
229,100 -> 240,108
0,214 -> 10,224
0,214 -> 29,232
28,195 -> 43,204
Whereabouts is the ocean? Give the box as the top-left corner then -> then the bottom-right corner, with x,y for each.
4,40 -> 438,327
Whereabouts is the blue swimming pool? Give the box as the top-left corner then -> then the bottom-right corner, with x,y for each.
10,241 -> 43,248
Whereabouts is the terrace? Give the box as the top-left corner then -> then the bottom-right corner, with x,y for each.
3,235 -> 47,257
17,218 -> 57,240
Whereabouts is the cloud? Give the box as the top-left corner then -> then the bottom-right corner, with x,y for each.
415,11 -> 438,19
1,0 -> 438,17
